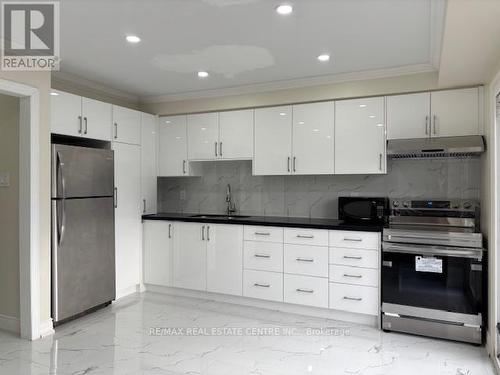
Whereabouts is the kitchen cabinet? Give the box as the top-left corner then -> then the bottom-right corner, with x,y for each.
141,113 -> 158,214
112,105 -> 141,145
187,112 -> 219,160
143,221 -> 173,286
158,115 -> 190,177
218,109 -> 254,159
114,142 -> 142,294
335,97 -> 386,174
206,224 -> 243,296
172,222 -> 207,291
386,92 -> 431,140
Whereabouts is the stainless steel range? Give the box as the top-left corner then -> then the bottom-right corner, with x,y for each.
381,199 -> 484,344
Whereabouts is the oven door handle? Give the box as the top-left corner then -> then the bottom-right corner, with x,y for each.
382,242 -> 483,260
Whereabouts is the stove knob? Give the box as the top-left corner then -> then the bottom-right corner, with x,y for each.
451,203 -> 459,209
393,201 -> 399,207
403,201 -> 409,208
463,201 -> 472,209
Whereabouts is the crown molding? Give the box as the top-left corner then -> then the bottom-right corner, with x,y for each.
140,64 -> 437,104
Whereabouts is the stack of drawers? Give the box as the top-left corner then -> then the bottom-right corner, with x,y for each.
328,231 -> 380,315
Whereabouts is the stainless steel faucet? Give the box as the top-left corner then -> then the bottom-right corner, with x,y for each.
225,184 -> 236,215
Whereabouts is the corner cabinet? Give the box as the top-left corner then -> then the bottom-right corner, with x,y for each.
335,97 -> 386,174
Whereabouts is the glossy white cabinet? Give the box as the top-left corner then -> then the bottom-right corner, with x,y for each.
284,244 -> 329,278
335,97 -> 386,174
141,113 -> 158,214
158,115 -> 190,177
206,224 -> 243,296
292,102 -> 335,175
386,92 -> 431,140
81,97 -> 113,141
187,112 -> 219,160
243,269 -> 283,302
218,109 -> 254,159
243,241 -> 283,273
329,283 -> 378,315
172,222 -> 207,291
114,142 -> 142,294
284,274 -> 329,308
254,106 -> 293,175
112,105 -> 141,145
143,221 -> 173,286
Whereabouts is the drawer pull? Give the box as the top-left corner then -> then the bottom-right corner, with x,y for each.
343,255 -> 362,260
343,273 -> 362,278
255,232 -> 271,236
296,257 -> 314,262
254,253 -> 271,258
296,234 -> 314,239
343,296 -> 362,301
343,238 -> 362,242
296,288 -> 314,294
254,283 -> 270,288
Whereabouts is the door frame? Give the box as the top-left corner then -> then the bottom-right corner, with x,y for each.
0,79 -> 42,340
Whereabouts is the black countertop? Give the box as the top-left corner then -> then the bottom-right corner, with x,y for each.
142,213 -> 383,232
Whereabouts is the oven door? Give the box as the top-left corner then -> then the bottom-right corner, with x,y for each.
382,242 -> 483,315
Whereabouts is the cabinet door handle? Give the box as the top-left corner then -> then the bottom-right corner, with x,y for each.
84,117 -> 88,134
296,234 -> 314,239
183,160 -> 186,174
343,238 -> 362,242
78,115 -> 83,134
343,255 -> 362,260
287,157 -> 290,172
219,142 -> 222,157
343,273 -> 362,278
215,142 -> 218,157
254,232 -> 270,236
425,115 -> 429,135
114,123 -> 118,139
207,225 -> 210,241
296,288 -> 314,294
201,225 -> 205,241
293,157 -> 296,172
296,257 -> 314,262
168,224 -> 172,238
114,187 -> 118,208
143,199 -> 146,213
433,115 -> 437,135
254,283 -> 270,288
379,153 -> 383,171
254,254 -> 271,258
343,296 -> 362,301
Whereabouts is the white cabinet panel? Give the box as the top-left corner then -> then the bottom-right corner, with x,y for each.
292,102 -> 335,175
206,224 -> 243,296
329,231 -> 380,250
172,222 -> 207,291
112,105 -> 141,145
284,244 -> 328,277
158,115 -> 189,177
329,247 -> 379,269
50,90 -> 82,137
284,274 -> 328,308
329,265 -> 379,287
143,221 -> 173,286
284,228 -> 328,246
219,109 -> 254,159
329,283 -> 378,315
141,113 -> 158,214
386,92 -> 430,140
243,269 -> 283,302
243,241 -> 283,273
114,142 -> 142,294
431,88 -> 480,137
244,226 -> 283,243
335,97 -> 386,174
81,97 -> 112,141
254,106 -> 292,175
187,112 -> 219,160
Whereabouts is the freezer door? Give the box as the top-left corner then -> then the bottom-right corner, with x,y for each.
52,144 -> 114,198
52,197 -> 115,322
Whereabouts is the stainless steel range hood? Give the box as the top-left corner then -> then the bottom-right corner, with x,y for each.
387,136 -> 485,158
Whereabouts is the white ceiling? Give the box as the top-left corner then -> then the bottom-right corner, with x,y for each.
57,0 -> 445,100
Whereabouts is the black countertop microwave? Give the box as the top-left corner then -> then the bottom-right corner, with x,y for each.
338,197 -> 388,225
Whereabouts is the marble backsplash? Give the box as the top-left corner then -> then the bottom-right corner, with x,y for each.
157,158 -> 481,219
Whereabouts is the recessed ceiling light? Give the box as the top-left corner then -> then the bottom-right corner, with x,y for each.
126,35 -> 141,43
276,4 -> 293,15
317,54 -> 330,62
50,92 -> 59,96
279,112 -> 287,116
198,71 -> 209,78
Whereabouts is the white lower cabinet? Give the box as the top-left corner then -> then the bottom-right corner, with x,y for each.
329,283 -> 378,316
284,244 -> 328,277
243,241 -> 283,273
243,269 -> 283,302
143,221 -> 173,286
284,274 -> 328,308
329,265 -> 379,287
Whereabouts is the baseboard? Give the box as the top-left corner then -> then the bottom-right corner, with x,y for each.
145,284 -> 378,327
0,313 -> 20,334
115,284 -> 142,300
39,318 -> 54,338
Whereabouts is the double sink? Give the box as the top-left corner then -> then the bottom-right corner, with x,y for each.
189,214 -> 251,220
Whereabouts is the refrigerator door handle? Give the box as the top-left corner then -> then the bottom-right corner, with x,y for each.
114,187 -> 118,208
59,199 -> 66,246
57,151 -> 66,198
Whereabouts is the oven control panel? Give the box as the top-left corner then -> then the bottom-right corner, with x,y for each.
390,199 -> 477,211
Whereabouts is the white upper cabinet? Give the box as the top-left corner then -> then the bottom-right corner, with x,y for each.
292,102 -> 335,175
431,88 -> 480,137
112,105 -> 141,145
187,112 -> 219,160
141,113 -> 158,214
158,115 -> 190,177
335,97 -> 386,175
254,106 -> 293,175
81,97 -> 113,141
386,92 -> 431,140
218,109 -> 254,159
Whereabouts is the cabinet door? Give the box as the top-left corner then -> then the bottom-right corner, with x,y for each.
158,116 -> 188,176
143,221 -> 172,286
254,106 -> 292,175
292,102 -> 334,175
50,90 -> 82,137
219,109 -> 254,159
335,97 -> 386,174
206,224 -> 243,296
113,142 -> 142,294
141,113 -> 158,214
431,88 -> 479,137
172,222 -> 207,291
112,105 -> 141,145
81,97 -> 112,141
386,92 -> 430,140
187,112 -> 219,160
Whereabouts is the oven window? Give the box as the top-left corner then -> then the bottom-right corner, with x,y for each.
382,252 -> 482,315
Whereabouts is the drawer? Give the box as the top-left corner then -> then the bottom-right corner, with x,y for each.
329,231 -> 380,250
244,241 -> 283,273
284,274 -> 328,308
284,228 -> 328,246
329,283 -> 379,315
244,226 -> 283,243
284,244 -> 328,277
243,270 -> 283,302
329,265 -> 379,287
329,247 -> 379,269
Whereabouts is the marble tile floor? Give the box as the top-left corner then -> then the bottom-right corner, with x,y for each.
0,292 -> 495,375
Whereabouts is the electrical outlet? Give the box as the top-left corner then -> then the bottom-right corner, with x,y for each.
180,190 -> 186,200
0,172 -> 10,187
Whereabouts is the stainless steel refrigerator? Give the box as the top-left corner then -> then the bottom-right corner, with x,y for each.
51,144 -> 115,324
